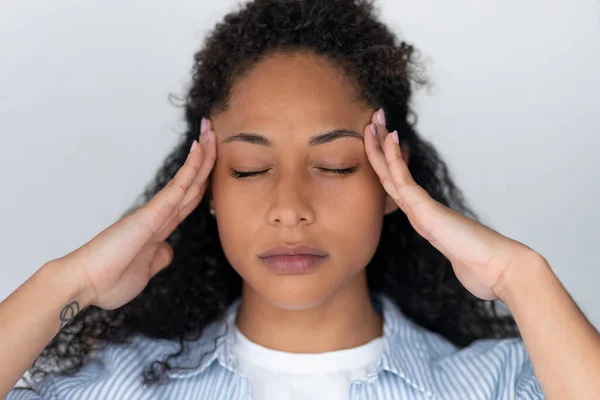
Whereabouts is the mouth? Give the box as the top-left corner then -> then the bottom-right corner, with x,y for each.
258,254 -> 327,274
258,244 -> 329,274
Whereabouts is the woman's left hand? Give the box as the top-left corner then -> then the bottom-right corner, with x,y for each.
363,109 -> 544,301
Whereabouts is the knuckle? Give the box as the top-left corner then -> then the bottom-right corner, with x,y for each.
137,207 -> 161,236
379,174 -> 391,187
395,194 -> 408,211
166,177 -> 188,196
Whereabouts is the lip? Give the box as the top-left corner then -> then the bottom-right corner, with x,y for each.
258,244 -> 328,275
259,254 -> 327,274
258,244 -> 329,258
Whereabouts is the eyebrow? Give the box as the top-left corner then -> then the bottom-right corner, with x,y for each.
221,129 -> 363,146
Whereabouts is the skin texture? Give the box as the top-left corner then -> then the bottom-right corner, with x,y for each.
9,0 -> 561,391
1,42 -> 598,400
22,0 -> 527,388
209,52 -> 404,352
206,52 -> 600,399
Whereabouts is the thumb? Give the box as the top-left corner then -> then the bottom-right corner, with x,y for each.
149,242 -> 174,277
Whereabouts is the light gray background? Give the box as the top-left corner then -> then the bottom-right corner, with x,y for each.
1,0 -> 599,332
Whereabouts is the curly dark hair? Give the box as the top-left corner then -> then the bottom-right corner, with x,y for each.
25,0 -> 520,388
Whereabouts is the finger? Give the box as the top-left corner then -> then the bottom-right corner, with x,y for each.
363,113 -> 400,200
383,131 -> 435,211
154,122 -> 218,241
364,124 -> 400,199
139,120 -> 208,237
148,241 -> 173,277
180,119 -> 217,210
372,108 -> 388,150
382,132 -> 445,243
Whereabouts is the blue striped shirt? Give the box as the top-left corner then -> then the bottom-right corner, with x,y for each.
8,293 -> 545,399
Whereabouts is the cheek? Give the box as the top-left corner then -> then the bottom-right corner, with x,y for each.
319,167 -> 384,215
322,173 -> 384,257
209,167 -> 259,266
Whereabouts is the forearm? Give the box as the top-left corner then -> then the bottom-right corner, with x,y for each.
499,253 -> 600,399
0,260 -> 91,398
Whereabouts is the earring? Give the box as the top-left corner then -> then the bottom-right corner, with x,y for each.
209,208 -> 216,216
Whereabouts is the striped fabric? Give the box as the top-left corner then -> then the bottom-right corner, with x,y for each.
7,293 -> 545,399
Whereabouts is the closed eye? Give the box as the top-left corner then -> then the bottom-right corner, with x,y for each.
229,167 -> 357,179
229,169 -> 269,179
322,167 -> 357,175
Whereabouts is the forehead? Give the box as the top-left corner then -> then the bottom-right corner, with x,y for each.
220,52 -> 369,135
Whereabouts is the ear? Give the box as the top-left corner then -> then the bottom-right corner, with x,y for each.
383,143 -> 410,216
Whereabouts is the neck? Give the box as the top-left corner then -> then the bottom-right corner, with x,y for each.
235,272 -> 383,353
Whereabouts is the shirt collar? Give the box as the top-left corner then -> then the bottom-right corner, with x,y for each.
167,292 -> 436,398
377,294 -> 436,397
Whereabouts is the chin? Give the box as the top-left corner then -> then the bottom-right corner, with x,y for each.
254,278 -> 340,311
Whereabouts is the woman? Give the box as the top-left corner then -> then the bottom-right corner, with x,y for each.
2,0 -> 598,399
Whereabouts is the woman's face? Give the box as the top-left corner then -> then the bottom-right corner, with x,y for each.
210,51 -> 396,310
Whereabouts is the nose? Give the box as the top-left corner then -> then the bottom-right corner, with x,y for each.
267,172 -> 315,228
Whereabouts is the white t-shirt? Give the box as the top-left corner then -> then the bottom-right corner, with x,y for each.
232,326 -> 384,400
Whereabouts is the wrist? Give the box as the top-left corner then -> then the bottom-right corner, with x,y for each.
40,258 -> 96,309
493,250 -> 553,309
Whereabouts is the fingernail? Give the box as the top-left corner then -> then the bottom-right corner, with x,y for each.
190,140 -> 198,153
392,130 -> 399,144
369,123 -> 378,136
200,117 -> 207,133
377,108 -> 386,126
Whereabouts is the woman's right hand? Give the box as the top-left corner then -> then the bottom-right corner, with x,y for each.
58,118 -> 217,310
